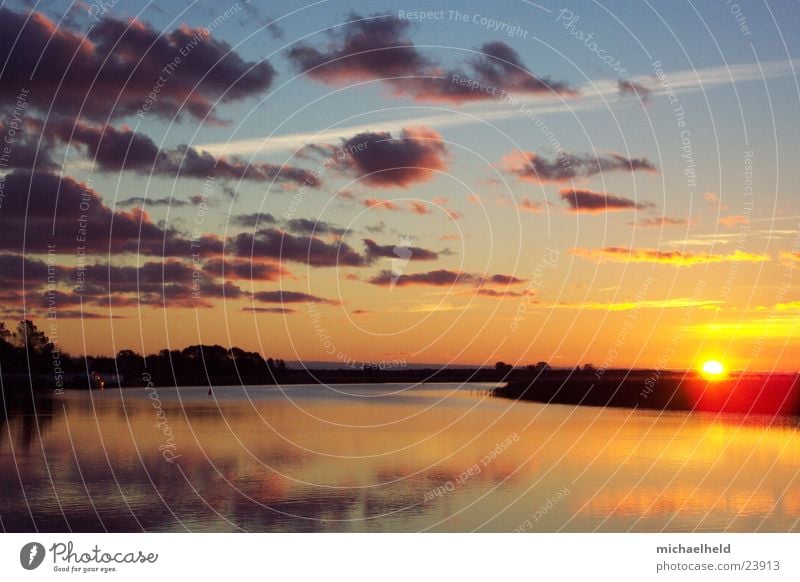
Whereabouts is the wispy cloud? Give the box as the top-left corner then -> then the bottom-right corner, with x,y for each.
693,317 -> 800,339
199,58 -> 800,157
548,298 -> 722,311
571,246 -> 769,265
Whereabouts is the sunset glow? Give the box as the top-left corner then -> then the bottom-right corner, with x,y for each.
701,360 -> 726,379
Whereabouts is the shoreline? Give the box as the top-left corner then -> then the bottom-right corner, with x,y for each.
493,370 -> 800,418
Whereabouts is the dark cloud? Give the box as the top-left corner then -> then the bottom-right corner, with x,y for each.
368,269 -> 467,287
473,288 -> 532,298
118,197 -> 189,208
337,126 -> 448,188
203,258 -> 287,281
367,269 -> 525,287
365,221 -> 386,234
0,120 -> 58,171
78,260 -> 196,294
288,14 -> 432,83
54,310 -> 121,319
252,290 -> 339,305
230,214 -> 347,237
363,238 -> 438,261
14,259 -> 250,310
288,14 -> 574,102
230,212 -> 277,228
44,121 -> 319,188
0,253 -> 65,284
233,228 -> 367,267
469,41 -> 574,96
485,273 -> 526,285
285,218 -> 348,237
559,188 -> 651,213
243,307 -> 296,314
618,79 -> 652,101
503,150 -> 657,183
0,8 -> 276,121
0,170 -> 205,256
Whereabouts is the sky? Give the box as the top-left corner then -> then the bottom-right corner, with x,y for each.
1,0 -> 799,371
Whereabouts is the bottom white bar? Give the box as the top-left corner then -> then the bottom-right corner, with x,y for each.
0,534 -> 795,581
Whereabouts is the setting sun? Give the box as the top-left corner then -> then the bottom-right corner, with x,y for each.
701,360 -> 726,378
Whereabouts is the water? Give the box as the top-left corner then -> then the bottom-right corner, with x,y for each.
1,383 -> 798,532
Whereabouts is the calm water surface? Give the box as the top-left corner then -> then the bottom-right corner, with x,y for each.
2,383 -> 799,532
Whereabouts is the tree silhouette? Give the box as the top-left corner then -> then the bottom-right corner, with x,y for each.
15,320 -> 51,353
495,361 -> 513,374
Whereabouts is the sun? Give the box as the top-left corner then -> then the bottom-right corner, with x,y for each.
701,359 -> 726,379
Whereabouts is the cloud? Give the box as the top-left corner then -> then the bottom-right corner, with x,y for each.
118,197 -> 189,208
16,259 -> 250,310
518,196 -> 545,213
335,126 -> 448,188
243,307 -> 297,314
468,41 -> 575,96
287,14 -> 574,103
779,251 -> 800,268
0,171 -> 207,256
205,58 -> 800,157
368,269 -> 473,287
230,214 -> 348,237
632,216 -> 688,228
53,310 -> 122,319
367,269 -> 525,287
551,298 -> 721,311
360,198 -> 401,211
0,8 -> 275,121
0,120 -> 59,171
287,14 -> 431,84
230,213 -> 277,228
704,191 -> 726,210
233,228 -> 366,267
485,274 -> 526,285
355,197 -> 446,216
559,188 -> 651,213
503,150 -> 656,183
473,288 -> 533,298
284,218 -> 348,237
203,258 -> 288,281
44,121 -> 319,188
365,221 -> 386,233
718,214 -> 750,227
159,279 -> 247,307
363,238 -> 438,261
408,201 -> 433,215
0,253 -> 66,284
691,317 -> 800,339
618,79 -> 652,100
252,290 -> 339,305
571,246 -> 769,265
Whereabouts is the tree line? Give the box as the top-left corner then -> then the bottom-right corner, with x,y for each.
0,320 -> 287,388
